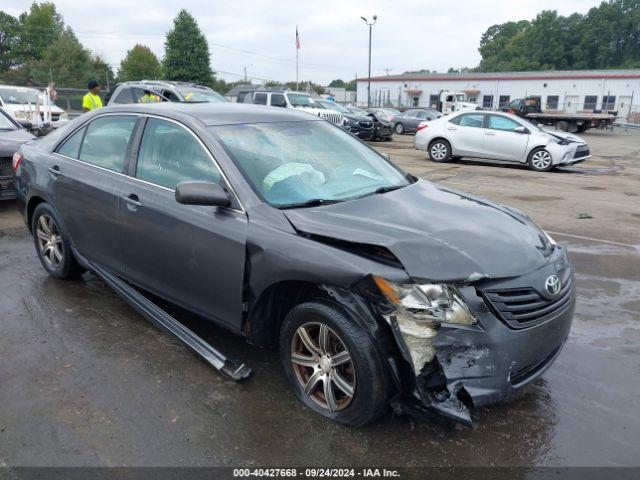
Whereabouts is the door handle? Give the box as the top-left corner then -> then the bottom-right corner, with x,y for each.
485,131 -> 495,135
446,126 -> 457,130
122,193 -> 143,210
48,166 -> 62,178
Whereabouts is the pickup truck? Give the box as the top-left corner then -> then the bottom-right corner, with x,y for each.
502,97 -> 615,133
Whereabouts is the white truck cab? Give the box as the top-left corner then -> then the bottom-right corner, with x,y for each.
438,90 -> 479,114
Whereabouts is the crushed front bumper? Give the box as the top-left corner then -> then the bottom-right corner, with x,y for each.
385,246 -> 575,425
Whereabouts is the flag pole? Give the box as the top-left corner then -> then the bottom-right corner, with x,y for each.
296,25 -> 299,90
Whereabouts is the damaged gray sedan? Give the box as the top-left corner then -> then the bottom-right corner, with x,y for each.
15,102 -> 575,426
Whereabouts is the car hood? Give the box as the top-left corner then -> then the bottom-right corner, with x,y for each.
545,130 -> 583,143
282,180 -> 552,282
0,129 -> 35,156
343,113 -> 372,122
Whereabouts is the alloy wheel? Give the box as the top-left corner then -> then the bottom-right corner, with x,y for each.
531,150 -> 552,170
431,142 -> 448,160
36,214 -> 64,268
395,123 -> 404,134
290,322 -> 356,412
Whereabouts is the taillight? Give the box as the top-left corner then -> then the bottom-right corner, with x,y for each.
416,123 -> 429,132
12,151 -> 23,172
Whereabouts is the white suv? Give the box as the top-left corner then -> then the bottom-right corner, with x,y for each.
247,90 -> 344,126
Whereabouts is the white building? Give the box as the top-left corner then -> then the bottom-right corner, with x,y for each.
356,69 -> 640,121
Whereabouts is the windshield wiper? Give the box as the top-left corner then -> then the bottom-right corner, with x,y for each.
356,184 -> 406,199
278,198 -> 342,209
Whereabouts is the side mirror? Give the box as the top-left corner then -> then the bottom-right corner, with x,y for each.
514,126 -> 528,134
18,119 -> 33,130
175,181 -> 231,207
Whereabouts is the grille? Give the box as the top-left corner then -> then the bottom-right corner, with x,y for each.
482,271 -> 573,329
0,157 -> 13,177
358,120 -> 374,129
510,346 -> 561,385
573,145 -> 590,159
38,112 -> 61,121
319,112 -> 343,125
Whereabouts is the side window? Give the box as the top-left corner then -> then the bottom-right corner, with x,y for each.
416,111 -> 428,119
78,115 -> 137,173
163,90 -> 180,102
458,114 -> 484,128
488,115 -> 520,132
136,118 -> 222,190
448,115 -> 462,125
270,93 -> 286,107
253,93 -> 267,105
57,126 -> 86,158
112,88 -> 133,104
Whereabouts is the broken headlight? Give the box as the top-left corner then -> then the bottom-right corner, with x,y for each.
373,276 -> 476,325
373,276 -> 476,372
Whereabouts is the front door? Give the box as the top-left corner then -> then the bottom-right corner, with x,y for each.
51,114 -> 139,275
118,117 -> 248,330
482,114 -> 529,162
446,113 -> 486,156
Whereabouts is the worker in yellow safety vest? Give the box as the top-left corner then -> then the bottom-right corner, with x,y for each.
139,89 -> 161,103
82,80 -> 103,112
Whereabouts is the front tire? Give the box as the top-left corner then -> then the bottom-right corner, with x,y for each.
394,123 -> 404,134
32,203 -> 84,279
528,147 -> 554,172
279,301 -> 390,426
428,139 -> 452,163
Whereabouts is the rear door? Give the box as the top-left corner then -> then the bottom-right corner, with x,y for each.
446,113 -> 486,156
483,114 -> 529,162
117,116 -> 248,329
51,114 -> 139,275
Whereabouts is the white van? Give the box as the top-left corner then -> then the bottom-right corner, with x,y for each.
0,85 -> 68,128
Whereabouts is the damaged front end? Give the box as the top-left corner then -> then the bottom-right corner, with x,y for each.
368,276 -> 478,426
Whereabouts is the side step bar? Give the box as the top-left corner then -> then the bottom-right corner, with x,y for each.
90,263 -> 252,382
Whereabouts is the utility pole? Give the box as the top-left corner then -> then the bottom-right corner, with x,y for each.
361,15 -> 377,108
243,64 -> 252,83
384,68 -> 391,76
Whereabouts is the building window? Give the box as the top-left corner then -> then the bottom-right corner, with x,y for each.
602,95 -> 616,110
546,95 -> 559,109
482,95 -> 494,109
584,95 -> 598,110
498,95 -> 510,108
429,94 -> 439,108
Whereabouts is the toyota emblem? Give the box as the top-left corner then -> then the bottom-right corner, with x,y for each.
545,275 -> 561,296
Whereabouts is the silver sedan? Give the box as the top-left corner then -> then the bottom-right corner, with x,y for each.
414,111 -> 591,171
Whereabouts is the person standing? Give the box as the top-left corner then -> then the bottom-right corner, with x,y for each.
82,80 -> 103,112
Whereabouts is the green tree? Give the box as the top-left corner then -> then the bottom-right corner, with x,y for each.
30,28 -> 94,88
328,79 -> 345,88
17,2 -> 64,61
92,55 -> 115,88
0,12 -> 21,75
118,44 -> 162,82
163,10 -> 214,85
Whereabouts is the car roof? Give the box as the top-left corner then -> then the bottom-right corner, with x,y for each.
96,102 -> 321,126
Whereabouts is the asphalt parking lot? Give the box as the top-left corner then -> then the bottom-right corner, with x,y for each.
0,128 -> 639,468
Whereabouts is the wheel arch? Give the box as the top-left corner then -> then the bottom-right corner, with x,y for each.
428,137 -> 453,154
26,195 -> 48,233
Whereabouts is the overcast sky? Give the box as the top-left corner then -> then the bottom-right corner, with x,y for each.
6,0 -> 603,85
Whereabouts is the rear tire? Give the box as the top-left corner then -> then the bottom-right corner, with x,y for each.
528,147 -> 554,172
32,203 -> 84,279
279,301 -> 391,426
428,139 -> 452,163
557,121 -> 569,132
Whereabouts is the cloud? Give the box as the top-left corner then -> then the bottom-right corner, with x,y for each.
4,0 -> 603,84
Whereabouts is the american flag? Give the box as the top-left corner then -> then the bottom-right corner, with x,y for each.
296,26 -> 300,50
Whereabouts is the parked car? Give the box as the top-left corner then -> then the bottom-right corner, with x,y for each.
346,106 -> 393,141
414,110 -> 591,171
105,80 -> 228,105
15,103 -> 574,427
392,108 -> 443,135
0,107 -> 35,200
244,90 -> 344,126
315,99 -> 374,140
0,85 -> 68,128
